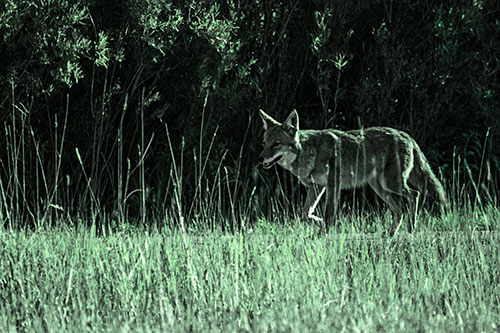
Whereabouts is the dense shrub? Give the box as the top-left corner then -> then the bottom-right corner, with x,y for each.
1,0 -> 499,228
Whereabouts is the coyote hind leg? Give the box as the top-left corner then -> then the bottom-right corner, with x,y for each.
368,178 -> 404,236
398,187 -> 420,233
369,172 -> 420,236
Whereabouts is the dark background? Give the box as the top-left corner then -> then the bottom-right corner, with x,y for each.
1,0 -> 499,229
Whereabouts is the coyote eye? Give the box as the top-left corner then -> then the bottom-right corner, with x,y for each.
271,143 -> 280,149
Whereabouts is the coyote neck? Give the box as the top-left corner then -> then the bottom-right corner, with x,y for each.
281,129 -> 337,187
289,155 -> 316,184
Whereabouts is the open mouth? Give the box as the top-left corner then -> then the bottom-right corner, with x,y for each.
261,155 -> 282,169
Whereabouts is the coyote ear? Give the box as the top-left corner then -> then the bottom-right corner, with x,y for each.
283,109 -> 299,131
259,109 -> 280,130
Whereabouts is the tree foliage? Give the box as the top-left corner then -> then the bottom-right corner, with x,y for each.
1,0 -> 499,227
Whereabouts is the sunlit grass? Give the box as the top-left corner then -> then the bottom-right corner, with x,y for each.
2,84 -> 499,332
1,210 -> 499,332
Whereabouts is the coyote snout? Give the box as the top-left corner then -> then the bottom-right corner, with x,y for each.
258,152 -> 282,169
258,109 -> 448,236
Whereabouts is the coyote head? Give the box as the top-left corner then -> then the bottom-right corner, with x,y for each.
258,110 -> 300,169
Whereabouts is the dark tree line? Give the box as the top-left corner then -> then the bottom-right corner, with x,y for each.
1,0 -> 499,228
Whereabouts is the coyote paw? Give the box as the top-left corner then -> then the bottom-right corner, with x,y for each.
307,214 -> 323,222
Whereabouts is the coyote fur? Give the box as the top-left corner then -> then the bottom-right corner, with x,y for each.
258,109 -> 447,236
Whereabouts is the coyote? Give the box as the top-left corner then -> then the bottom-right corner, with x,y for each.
258,109 -> 447,236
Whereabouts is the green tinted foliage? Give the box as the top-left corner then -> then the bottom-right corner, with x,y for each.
1,0 -> 91,88
0,0 -> 498,228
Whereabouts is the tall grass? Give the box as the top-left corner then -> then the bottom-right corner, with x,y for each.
0,220 -> 499,331
1,89 -> 499,331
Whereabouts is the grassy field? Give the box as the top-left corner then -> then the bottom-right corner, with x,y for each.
1,209 -> 499,332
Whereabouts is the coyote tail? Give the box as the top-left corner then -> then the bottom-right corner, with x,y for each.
415,149 -> 449,209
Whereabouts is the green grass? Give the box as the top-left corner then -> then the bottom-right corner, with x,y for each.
1,210 -> 499,332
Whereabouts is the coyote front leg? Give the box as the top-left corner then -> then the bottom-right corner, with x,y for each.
325,157 -> 341,233
324,185 -> 341,233
303,185 -> 325,222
